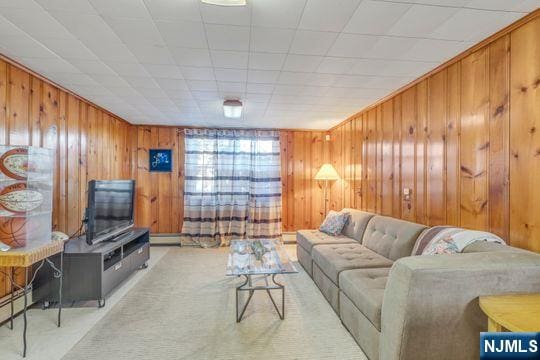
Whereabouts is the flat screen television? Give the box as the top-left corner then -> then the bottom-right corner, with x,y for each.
85,180 -> 135,245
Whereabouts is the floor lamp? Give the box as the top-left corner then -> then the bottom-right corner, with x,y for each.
314,163 -> 340,217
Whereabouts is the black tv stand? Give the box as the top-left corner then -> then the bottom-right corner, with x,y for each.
33,228 -> 150,308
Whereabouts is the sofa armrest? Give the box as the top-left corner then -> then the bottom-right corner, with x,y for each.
380,251 -> 540,360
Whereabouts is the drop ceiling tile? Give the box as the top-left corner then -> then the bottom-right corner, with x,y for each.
332,74 -> 374,88
210,50 -> 249,69
48,12 -> 116,42
205,24 -> 250,51
316,57 -> 356,74
305,73 -> 336,86
89,0 -> 149,19
246,83 -> 275,94
46,71 -> 98,86
156,20 -> 207,48
37,37 -> 97,60
250,27 -> 295,53
400,39 -> 473,62
144,64 -> 183,79
21,56 -> 81,73
1,8 -> 74,39
343,0 -> 411,35
106,61 -> 149,77
218,81 -> 246,93
128,44 -> 174,65
69,59 -> 116,75
247,70 -> 280,83
301,86 -> 330,96
155,78 -> 189,90
188,80 -> 218,91
83,41 -> 134,62
350,59 -> 437,77
136,86 -> 168,98
250,0 -> 306,28
299,0 -> 362,32
123,75 -> 160,88
363,75 -> 413,89
214,68 -> 247,82
327,33 -> 379,57
248,52 -> 286,70
289,30 -> 338,55
201,2 -> 251,26
180,66 -> 215,80
35,0 -> 96,13
277,71 -> 311,84
105,17 -> 164,46
144,0 -> 201,22
430,9 -> 523,42
364,36 -> 419,59
273,84 -> 304,95
406,0 -> 471,5
170,47 -> 212,67
465,0 -> 536,11
388,4 -> 460,38
89,73 -> 130,87
0,0 -> 43,10
0,35 -> 56,58
282,54 -> 322,72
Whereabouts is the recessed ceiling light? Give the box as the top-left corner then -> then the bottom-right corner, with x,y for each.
223,100 -> 242,119
201,0 -> 247,6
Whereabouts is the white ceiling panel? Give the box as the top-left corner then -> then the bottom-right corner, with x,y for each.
205,24 -> 250,51
299,0 -> 362,32
343,0 -> 411,35
327,33 -> 379,57
156,20 -> 207,49
289,30 -> 338,55
249,27 -> 295,53
282,54 -> 322,72
248,52 -> 286,70
211,50 -> 249,69
316,57 -> 357,74
0,0 -> 533,128
388,4 -> 460,38
251,0 -> 306,29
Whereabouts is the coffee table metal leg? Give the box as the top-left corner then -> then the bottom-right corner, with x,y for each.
22,267 -> 28,358
9,267 -> 15,330
268,274 -> 285,320
236,275 -> 255,323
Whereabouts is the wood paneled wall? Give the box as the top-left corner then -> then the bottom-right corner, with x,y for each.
133,128 -> 329,233
0,57 -> 136,299
328,15 -> 540,252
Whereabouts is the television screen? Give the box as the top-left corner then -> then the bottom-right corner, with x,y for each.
86,180 -> 135,245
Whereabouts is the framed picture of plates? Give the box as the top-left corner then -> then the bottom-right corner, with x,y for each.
0,146 -> 54,252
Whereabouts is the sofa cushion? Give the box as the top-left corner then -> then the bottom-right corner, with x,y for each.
296,230 -> 355,253
312,243 -> 393,284
341,208 -> 376,242
339,268 -> 390,331
362,216 -> 427,261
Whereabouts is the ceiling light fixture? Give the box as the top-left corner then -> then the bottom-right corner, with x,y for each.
201,0 -> 247,6
223,100 -> 243,119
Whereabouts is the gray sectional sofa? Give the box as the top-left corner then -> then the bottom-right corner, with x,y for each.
296,208 -> 540,360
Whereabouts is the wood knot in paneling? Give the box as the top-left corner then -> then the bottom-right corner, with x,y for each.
493,104 -> 505,117
530,127 -> 536,134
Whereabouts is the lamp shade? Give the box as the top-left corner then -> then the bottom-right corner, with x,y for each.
314,163 -> 340,180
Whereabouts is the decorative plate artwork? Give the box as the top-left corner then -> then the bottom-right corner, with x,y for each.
0,148 -> 29,179
0,183 -> 44,213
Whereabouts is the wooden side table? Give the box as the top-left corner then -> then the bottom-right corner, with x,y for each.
479,293 -> 540,332
0,240 -> 65,357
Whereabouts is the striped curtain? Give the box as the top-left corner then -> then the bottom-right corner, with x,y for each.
181,128 -> 282,247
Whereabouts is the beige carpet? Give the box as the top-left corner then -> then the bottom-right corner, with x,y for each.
62,246 -> 367,360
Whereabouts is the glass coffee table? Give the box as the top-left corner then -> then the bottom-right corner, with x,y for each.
226,239 -> 298,322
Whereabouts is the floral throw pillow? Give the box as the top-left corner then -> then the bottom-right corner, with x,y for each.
319,210 -> 349,236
